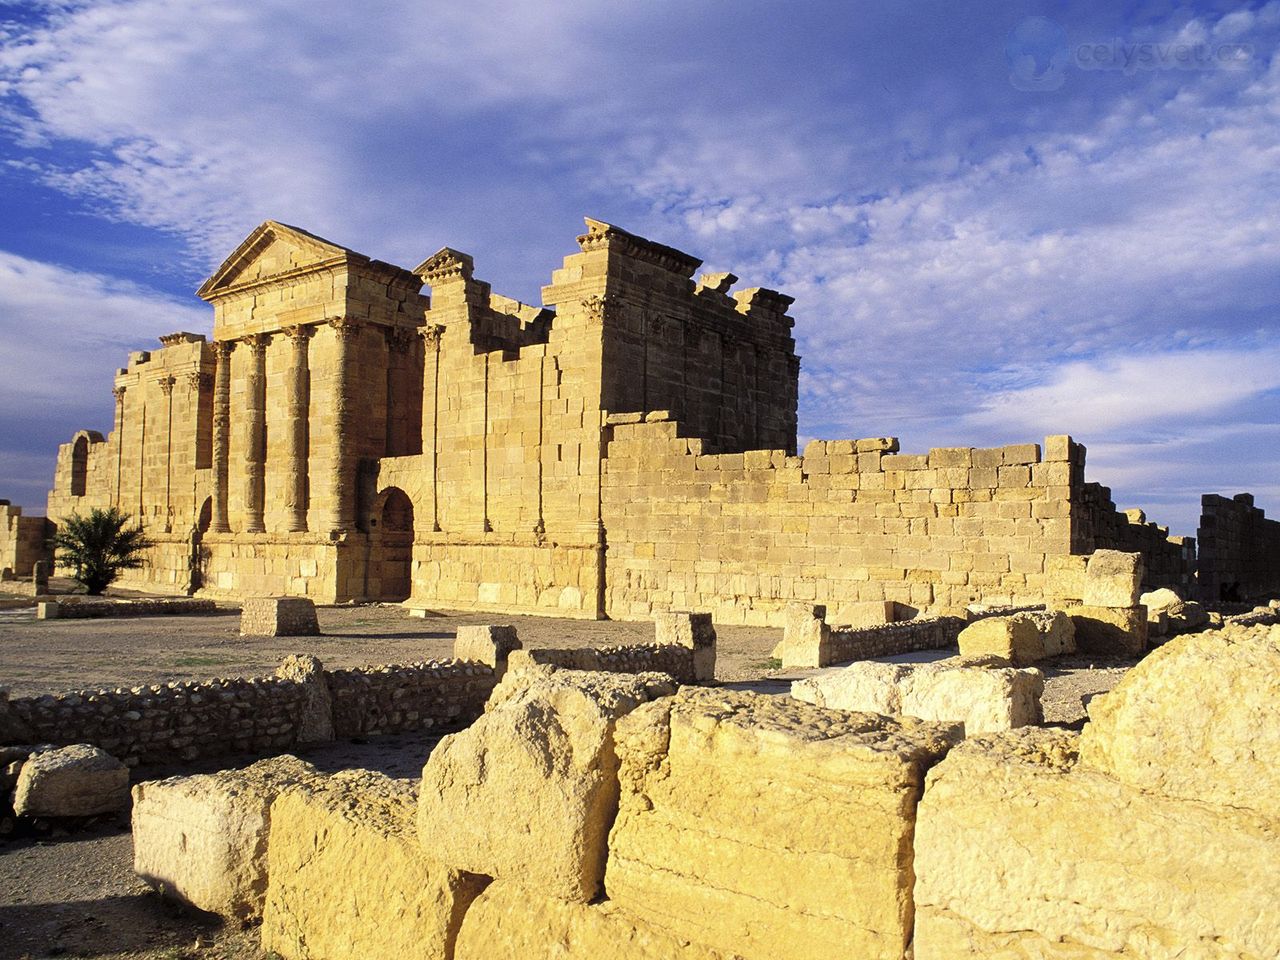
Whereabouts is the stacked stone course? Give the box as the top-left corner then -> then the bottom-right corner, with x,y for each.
37,598 -> 216,619
1197,492 -> 1280,602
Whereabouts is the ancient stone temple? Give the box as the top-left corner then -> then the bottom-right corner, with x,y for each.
46,217 -> 1208,623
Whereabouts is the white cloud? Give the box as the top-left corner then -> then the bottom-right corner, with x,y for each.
0,249 -> 208,408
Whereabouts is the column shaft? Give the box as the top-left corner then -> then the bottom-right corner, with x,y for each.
283,326 -> 311,532
328,318 -> 361,534
210,342 -> 233,532
242,334 -> 269,534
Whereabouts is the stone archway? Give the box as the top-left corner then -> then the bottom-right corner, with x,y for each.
370,487 -> 414,602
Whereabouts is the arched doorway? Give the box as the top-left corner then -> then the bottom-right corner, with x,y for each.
371,488 -> 414,602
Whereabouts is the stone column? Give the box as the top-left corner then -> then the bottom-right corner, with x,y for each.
112,386 -> 126,508
419,324 -> 444,531
210,341 -> 233,533
282,325 -> 311,533
159,375 -> 175,532
327,317 -> 362,535
242,333 -> 270,534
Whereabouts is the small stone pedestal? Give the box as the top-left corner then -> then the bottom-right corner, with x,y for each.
654,611 -> 717,681
240,597 -> 320,637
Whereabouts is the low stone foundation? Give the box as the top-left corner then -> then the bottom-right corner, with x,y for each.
1,657 -> 497,766
774,603 -> 965,668
36,598 -> 217,620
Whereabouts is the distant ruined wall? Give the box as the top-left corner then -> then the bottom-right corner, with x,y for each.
1071,478 -> 1194,593
0,502 -> 49,578
1197,493 -> 1280,602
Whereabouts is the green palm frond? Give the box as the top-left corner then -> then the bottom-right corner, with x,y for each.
52,507 -> 154,595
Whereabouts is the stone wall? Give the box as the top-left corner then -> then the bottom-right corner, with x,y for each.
0,658 -> 496,766
1197,492 -> 1280,602
0,502 -> 48,578
602,425 -> 1084,626
327,662 -> 497,738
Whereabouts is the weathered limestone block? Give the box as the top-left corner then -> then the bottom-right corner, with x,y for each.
453,624 -> 521,672
1082,550 -> 1144,608
1028,609 -> 1076,656
274,654 -> 333,744
770,603 -> 832,668
263,770 -> 486,960
13,744 -> 129,817
240,596 -> 320,637
454,880 -> 736,960
904,663 -> 1043,734
792,660 -> 910,716
1140,588 -> 1209,636
417,668 -> 677,903
653,611 -> 716,681
792,656 -> 1042,734
913,728 -> 1280,959
1064,605 -> 1147,656
132,756 -> 318,920
957,613 -> 1043,665
605,688 -> 961,960
1080,625 -> 1280,820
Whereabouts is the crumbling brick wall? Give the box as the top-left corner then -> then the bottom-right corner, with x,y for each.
1197,493 -> 1280,602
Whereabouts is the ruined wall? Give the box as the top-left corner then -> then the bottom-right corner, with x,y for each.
1070,475 -> 1193,592
584,219 -> 797,455
1197,493 -> 1280,602
0,658 -> 495,766
601,421 -> 1078,626
0,502 -> 48,577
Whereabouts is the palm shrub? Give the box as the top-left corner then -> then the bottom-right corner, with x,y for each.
52,507 -> 153,595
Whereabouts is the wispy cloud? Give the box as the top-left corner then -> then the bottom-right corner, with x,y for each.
0,249 -> 207,409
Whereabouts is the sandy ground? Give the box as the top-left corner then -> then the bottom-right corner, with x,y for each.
0,594 -> 1135,959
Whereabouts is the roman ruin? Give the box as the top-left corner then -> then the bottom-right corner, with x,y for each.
30,217 -> 1280,621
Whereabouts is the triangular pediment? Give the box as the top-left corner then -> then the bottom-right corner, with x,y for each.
197,221 -> 359,301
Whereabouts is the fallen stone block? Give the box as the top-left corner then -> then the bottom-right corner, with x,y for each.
913,728 -> 1280,959
1064,605 -> 1147,656
263,770 -> 486,960
14,744 -> 129,818
605,687 -> 961,960
903,662 -> 1043,734
1141,588 -> 1209,636
417,667 -> 677,903
1029,609 -> 1076,656
956,613 -> 1043,665
1080,625 -> 1280,820
653,611 -> 716,681
1082,549 -> 1144,608
453,880 -> 734,960
132,756 -> 318,921
792,655 -> 1043,734
453,624 -> 521,672
240,596 -> 320,637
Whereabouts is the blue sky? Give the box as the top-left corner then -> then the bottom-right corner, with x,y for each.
1,0 -> 1277,535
